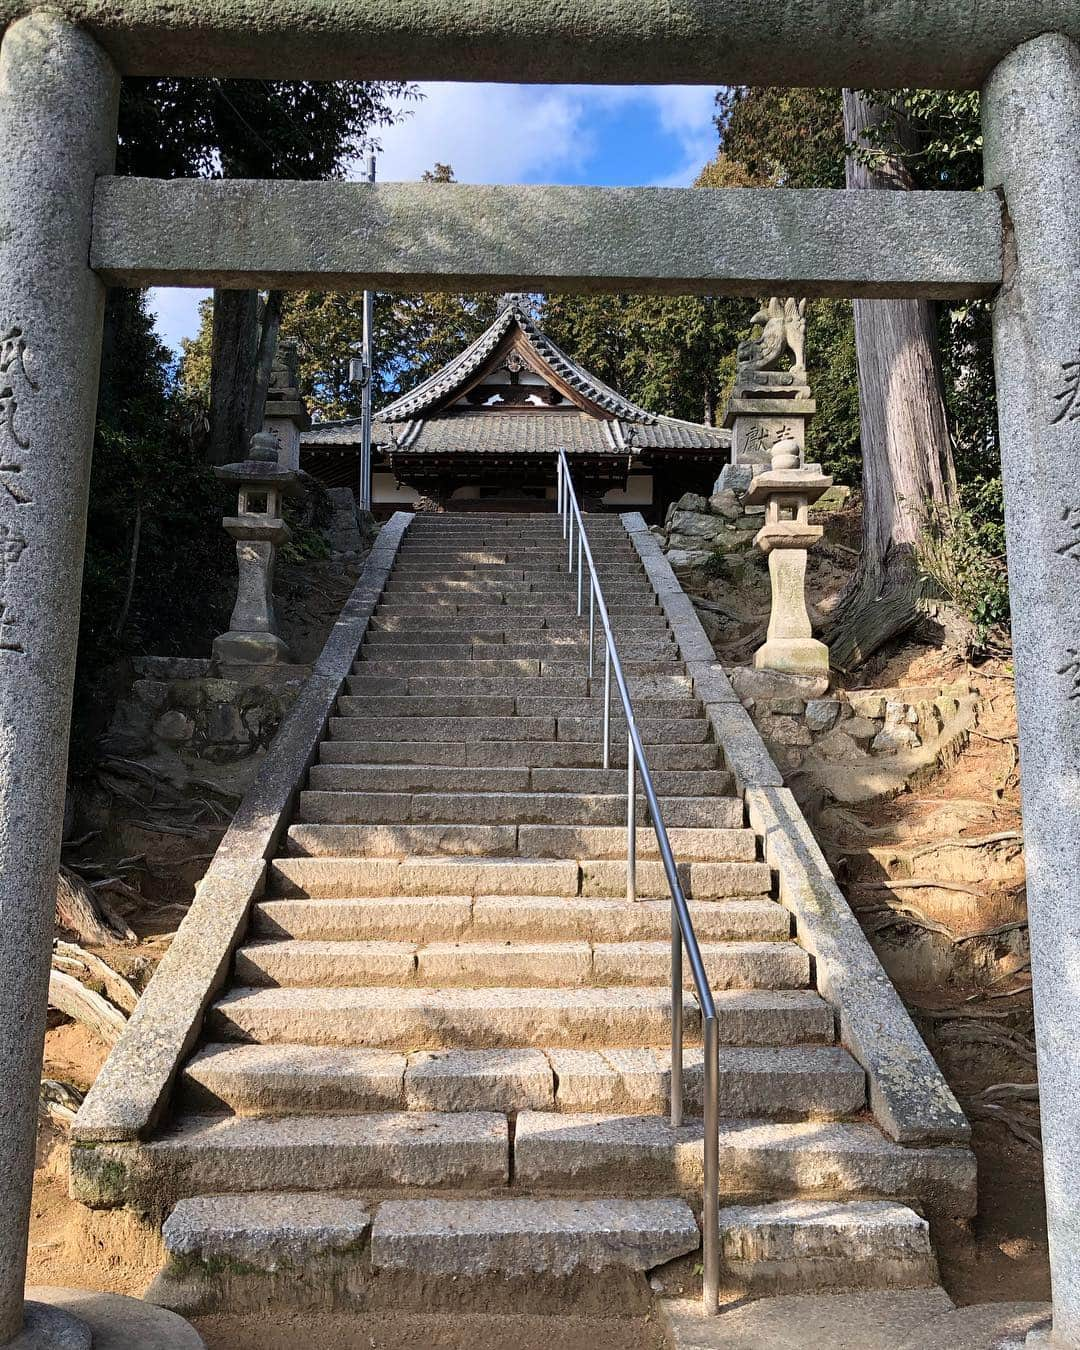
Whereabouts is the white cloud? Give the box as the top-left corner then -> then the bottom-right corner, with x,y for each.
367,83 -> 717,188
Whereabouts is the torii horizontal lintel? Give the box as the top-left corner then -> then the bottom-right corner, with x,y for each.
1,0 -> 1078,86
92,179 -> 1003,301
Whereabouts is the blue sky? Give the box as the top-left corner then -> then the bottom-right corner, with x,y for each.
149,83 -> 720,351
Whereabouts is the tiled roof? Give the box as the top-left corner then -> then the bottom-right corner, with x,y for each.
301,299 -> 731,456
374,299 -> 661,424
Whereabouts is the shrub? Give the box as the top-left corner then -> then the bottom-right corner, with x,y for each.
916,476 -> 1010,646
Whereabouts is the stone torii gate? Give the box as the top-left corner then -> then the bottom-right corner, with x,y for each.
0,3 -> 1078,1345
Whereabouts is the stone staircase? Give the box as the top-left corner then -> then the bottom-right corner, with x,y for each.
72,512 -> 975,1324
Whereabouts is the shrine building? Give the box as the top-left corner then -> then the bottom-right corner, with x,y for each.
300,297 -> 730,517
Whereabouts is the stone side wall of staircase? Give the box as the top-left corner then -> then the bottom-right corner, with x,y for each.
71,510 -> 976,1325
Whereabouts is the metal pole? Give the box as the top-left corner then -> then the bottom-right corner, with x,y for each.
702,1015 -> 720,1314
359,152 -> 376,513
603,646 -> 612,770
577,531 -> 584,615
588,581 -> 595,680
671,910 -> 684,1129
627,729 -> 636,903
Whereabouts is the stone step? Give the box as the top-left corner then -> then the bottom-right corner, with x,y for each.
512,1114 -> 977,1217
549,1045 -> 865,1118
375,596 -> 655,614
151,1193 -> 700,1299
231,938 -> 808,990
390,550 -> 636,565
283,823 -> 759,861
342,673 -> 693,698
334,695 -> 700,721
327,714 -> 557,743
206,986 -> 833,1051
715,1199 -> 938,1295
296,790 -> 742,829
382,579 -> 653,597
355,657 -> 687,678
267,854 -> 771,899
251,895 -> 789,944
369,1196 -> 700,1278
370,612 -> 666,633
580,859 -> 773,899
304,764 -> 730,796
306,765 -> 532,793
358,639 -> 681,661
316,741 -> 722,770
181,1043 -> 861,1119
327,715 -> 709,746
87,1111 -> 509,1203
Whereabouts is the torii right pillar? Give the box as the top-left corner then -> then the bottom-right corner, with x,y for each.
983,33 -> 1080,1347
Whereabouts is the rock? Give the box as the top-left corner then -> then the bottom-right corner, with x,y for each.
666,548 -> 714,571
813,727 -> 870,763
669,509 -> 722,538
675,491 -> 709,514
805,699 -> 841,732
758,714 -> 813,748
810,483 -> 852,513
102,701 -> 153,755
765,697 -> 805,717
713,464 -> 753,497
708,490 -> 742,521
871,727 -> 920,753
728,667 -> 830,704
154,710 -> 195,745
840,716 -> 879,746
132,678 -> 168,712
847,691 -> 886,720
203,701 -> 246,743
872,700 -> 921,752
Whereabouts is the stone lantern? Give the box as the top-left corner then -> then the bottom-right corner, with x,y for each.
212,430 -> 305,665
745,433 -> 833,677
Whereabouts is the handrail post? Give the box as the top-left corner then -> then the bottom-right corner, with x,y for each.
627,729 -> 636,903
567,502 -> 574,571
702,1014 -> 720,1315
588,581 -> 596,680
671,910 -> 684,1129
602,644 -> 611,769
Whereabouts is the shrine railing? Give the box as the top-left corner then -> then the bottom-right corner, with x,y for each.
555,449 -> 720,1314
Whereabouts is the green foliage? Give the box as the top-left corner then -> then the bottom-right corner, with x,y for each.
715,87 -> 845,188
74,292 -> 234,761
117,78 -> 413,180
916,477 -> 1010,645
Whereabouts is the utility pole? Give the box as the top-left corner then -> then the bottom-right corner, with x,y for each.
359,151 -> 376,512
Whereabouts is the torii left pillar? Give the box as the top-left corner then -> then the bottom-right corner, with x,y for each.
0,15 -> 202,1348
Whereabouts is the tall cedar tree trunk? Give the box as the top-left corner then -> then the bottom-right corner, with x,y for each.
207,289 -> 285,466
824,91 -> 957,670
208,290 -> 260,466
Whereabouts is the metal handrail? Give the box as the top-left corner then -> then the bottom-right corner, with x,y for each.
555,450 -> 720,1314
